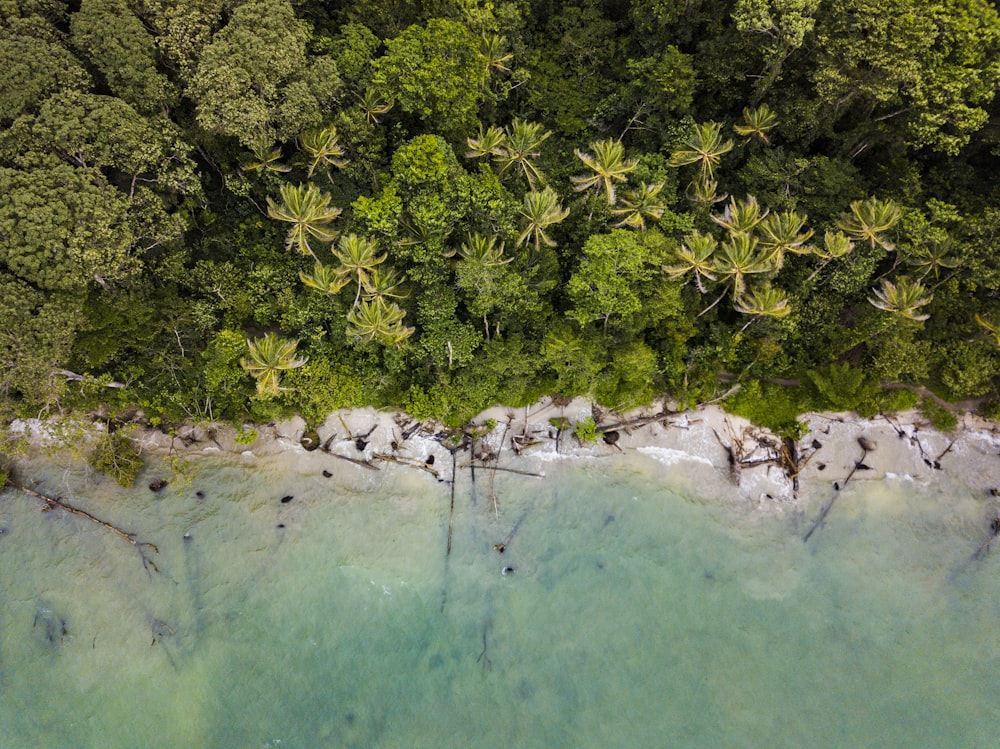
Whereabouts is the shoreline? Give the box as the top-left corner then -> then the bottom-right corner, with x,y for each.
10,398 -> 999,507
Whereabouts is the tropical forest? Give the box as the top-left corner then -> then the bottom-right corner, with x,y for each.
3,0 -> 1000,436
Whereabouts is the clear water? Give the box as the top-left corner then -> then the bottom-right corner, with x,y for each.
2,448 -> 1000,748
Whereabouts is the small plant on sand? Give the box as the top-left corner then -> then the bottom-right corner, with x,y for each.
235,427 -> 258,445
919,398 -> 958,432
572,416 -> 599,444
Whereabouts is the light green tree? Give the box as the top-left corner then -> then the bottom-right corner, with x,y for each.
610,182 -> 666,231
570,139 -> 639,205
868,277 -> 933,321
240,332 -> 307,396
331,234 -> 387,305
836,196 -> 901,250
266,183 -> 342,258
299,124 -> 349,178
517,187 -> 571,252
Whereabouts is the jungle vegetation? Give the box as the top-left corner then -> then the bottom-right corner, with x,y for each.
2,0 -> 1000,434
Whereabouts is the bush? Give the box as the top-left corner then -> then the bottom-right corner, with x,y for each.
572,416 -> 599,443
723,380 -> 807,438
89,429 -> 143,487
919,398 -> 958,432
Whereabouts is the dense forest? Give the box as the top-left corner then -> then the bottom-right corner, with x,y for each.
2,0 -> 1000,435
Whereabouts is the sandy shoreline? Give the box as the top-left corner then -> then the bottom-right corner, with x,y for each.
13,397 -> 997,508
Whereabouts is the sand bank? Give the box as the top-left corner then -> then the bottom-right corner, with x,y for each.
21,397 -> 982,508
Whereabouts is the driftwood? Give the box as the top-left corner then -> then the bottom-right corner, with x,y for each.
446,452 -> 456,558
5,479 -> 160,576
596,411 -> 685,434
372,453 -> 440,479
457,459 -> 543,478
477,625 -> 492,673
803,439 -> 875,542
493,511 -> 528,554
327,451 -> 380,471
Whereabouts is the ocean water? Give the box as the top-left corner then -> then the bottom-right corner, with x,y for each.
2,446 -> 1000,748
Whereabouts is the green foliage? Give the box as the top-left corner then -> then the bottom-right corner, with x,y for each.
724,380 -> 807,437
0,15 -> 91,122
938,341 -> 997,399
89,428 -> 143,486
919,398 -> 958,433
372,18 -> 487,138
234,428 -> 258,445
805,363 -> 881,415
572,416 -> 599,444
70,0 -> 177,112
188,0 -> 337,146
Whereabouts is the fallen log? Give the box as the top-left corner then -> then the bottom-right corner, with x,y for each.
327,452 -> 380,471
5,479 -> 160,576
372,453 -> 440,480
803,440 -> 873,542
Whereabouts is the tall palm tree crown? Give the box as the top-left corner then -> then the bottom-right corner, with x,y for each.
570,138 -> 638,205
266,183 -> 342,258
517,187 -> 570,251
240,333 -> 307,396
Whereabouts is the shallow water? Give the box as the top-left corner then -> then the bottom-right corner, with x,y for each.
2,448 -> 1000,748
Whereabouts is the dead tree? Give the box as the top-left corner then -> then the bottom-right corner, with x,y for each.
5,479 -> 160,576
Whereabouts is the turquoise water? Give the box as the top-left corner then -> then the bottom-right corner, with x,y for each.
2,448 -> 1000,748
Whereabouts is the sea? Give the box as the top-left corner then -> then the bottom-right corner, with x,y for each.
2,439 -> 999,748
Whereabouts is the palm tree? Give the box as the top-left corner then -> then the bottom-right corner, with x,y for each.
805,230 -> 855,282
734,282 -> 791,331
733,105 -> 779,145
903,239 -> 960,279
358,88 -> 394,125
975,313 -> 1000,346
242,140 -> 291,174
610,182 -> 666,231
836,196 -> 901,250
686,176 -> 727,206
711,195 -> 767,237
266,183 -> 342,259
664,230 -> 718,293
466,124 -> 507,160
712,234 -> 774,296
868,277 -> 933,321
497,119 -> 551,188
517,187 -> 571,252
669,121 -> 734,182
570,138 -> 638,205
756,209 -> 814,268
346,299 -> 414,346
451,232 -> 513,265
331,233 -> 387,305
299,261 -> 350,295
361,265 -> 408,303
240,333 -> 307,397
481,34 -> 513,76
299,124 -> 349,178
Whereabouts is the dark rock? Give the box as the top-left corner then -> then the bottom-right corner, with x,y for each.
425,454 -> 435,466
811,439 -> 822,449
195,490 -> 205,499
603,430 -> 620,445
149,479 -> 168,492
280,495 -> 293,504
355,437 -> 368,452
322,470 -> 333,478
817,463 -> 826,471
277,523 -> 286,529
301,429 -> 320,451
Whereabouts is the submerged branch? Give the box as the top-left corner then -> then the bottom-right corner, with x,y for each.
5,479 -> 160,576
